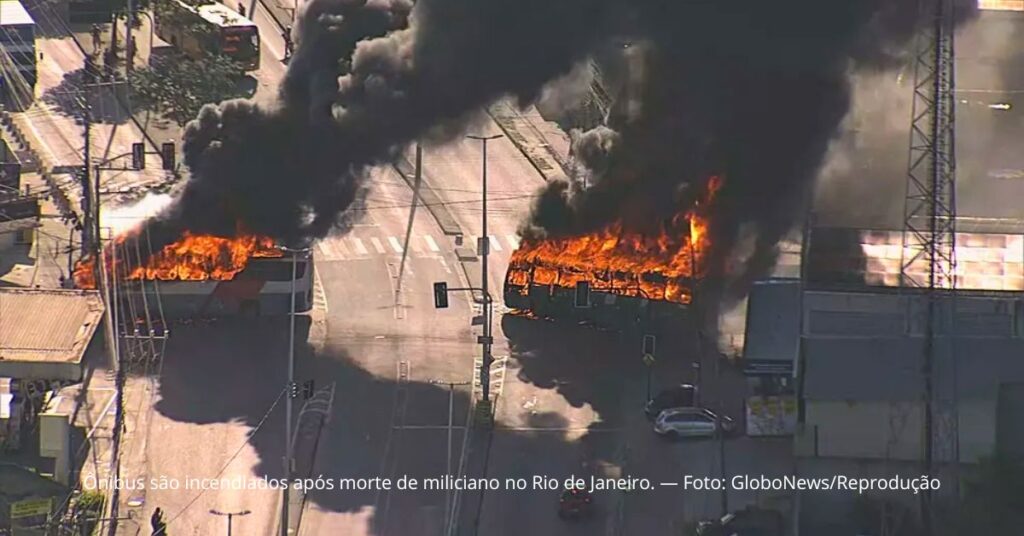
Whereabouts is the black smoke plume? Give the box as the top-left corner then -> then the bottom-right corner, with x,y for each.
143,0 -> 617,249
521,0 -> 976,308
143,0 -> 974,304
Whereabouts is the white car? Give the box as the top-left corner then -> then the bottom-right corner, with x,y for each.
653,407 -> 736,438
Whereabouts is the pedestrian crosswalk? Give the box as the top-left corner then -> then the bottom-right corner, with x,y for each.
315,233 -> 522,261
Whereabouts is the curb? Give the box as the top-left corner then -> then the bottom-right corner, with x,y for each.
391,156 -> 463,237
486,102 -> 570,184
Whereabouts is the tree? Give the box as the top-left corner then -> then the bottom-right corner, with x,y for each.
129,53 -> 245,126
72,490 -> 105,535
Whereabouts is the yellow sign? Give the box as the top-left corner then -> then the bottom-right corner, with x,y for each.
642,353 -> 655,366
11,497 -> 52,519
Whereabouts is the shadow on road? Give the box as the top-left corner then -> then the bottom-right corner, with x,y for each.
148,310 -> 710,534
41,68 -> 132,125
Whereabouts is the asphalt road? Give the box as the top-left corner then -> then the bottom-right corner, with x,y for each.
296,165 -> 480,535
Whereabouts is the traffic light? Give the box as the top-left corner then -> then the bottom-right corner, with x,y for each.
574,281 -> 590,308
433,281 -> 449,309
131,142 -> 145,170
302,380 -> 315,399
288,381 -> 298,399
642,334 -> 656,357
160,142 -> 176,171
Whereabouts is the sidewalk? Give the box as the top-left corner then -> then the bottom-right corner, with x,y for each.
488,100 -> 575,184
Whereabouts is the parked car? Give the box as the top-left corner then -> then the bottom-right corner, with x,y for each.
644,384 -> 697,419
653,407 -> 735,438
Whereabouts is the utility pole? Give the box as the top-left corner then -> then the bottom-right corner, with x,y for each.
81,94 -> 93,258
209,509 -> 251,536
277,245 -> 309,536
396,144 -> 422,304
465,134 -> 502,409
125,0 -> 135,74
429,379 -> 471,533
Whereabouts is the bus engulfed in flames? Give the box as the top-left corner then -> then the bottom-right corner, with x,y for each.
505,176 -> 721,310
73,231 -> 282,290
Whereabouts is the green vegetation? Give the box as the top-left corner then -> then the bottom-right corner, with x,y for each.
130,53 -> 245,126
73,490 -> 106,534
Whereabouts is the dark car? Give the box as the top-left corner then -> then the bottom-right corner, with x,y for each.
644,384 -> 697,419
558,488 -> 593,520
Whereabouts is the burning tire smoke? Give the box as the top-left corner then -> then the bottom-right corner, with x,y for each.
139,0 -> 975,300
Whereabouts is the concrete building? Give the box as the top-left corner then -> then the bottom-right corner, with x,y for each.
0,289 -> 106,486
0,288 -> 106,382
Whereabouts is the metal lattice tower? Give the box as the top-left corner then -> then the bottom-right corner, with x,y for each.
901,0 -> 957,290
899,0 -> 959,534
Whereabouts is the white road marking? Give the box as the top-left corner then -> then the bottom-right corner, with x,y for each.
488,235 -> 502,252
424,235 -> 440,252
506,234 -> 520,250
333,236 -> 352,258
317,240 -> 345,261
387,236 -> 404,253
351,237 -> 369,256
370,237 -> 387,254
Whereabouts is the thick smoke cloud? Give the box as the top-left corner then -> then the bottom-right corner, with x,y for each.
145,0 -> 975,304
521,0 -> 976,307
146,0 -> 616,249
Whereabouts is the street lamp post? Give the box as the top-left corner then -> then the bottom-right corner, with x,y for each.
465,134 -> 502,406
209,509 -> 251,536
277,245 -> 309,536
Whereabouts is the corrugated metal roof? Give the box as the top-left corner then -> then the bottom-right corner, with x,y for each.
0,0 -> 34,26
802,291 -> 1024,402
804,337 -> 1024,401
0,289 -> 104,364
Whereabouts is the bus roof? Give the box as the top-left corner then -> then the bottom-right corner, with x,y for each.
0,0 -> 35,26
194,1 -> 257,28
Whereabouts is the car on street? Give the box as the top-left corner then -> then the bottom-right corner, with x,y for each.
653,407 -> 735,439
644,383 -> 697,419
557,487 -> 594,520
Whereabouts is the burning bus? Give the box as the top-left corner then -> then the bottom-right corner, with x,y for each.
504,177 -> 720,329
74,232 -> 313,318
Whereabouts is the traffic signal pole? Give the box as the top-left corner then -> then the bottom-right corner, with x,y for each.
276,246 -> 308,536
466,134 -> 502,409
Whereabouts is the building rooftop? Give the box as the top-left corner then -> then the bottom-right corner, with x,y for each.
0,289 -> 104,379
806,227 -> 1024,292
0,0 -> 34,26
979,0 -> 1024,10
195,1 -> 255,27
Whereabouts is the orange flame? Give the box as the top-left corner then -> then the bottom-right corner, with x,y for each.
73,231 -> 282,289
507,176 -> 722,304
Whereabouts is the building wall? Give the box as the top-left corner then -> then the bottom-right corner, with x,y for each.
806,400 -> 924,461
805,397 -> 996,463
